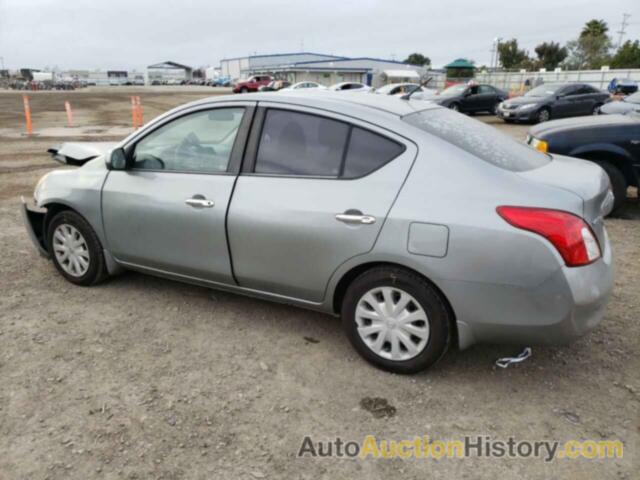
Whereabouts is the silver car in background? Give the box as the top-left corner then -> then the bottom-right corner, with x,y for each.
22,92 -> 614,373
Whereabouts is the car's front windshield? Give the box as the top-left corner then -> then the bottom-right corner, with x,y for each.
623,92 -> 640,104
440,84 -> 467,96
525,84 -> 563,97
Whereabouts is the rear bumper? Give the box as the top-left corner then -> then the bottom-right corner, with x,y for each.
21,197 -> 49,258
450,229 -> 614,349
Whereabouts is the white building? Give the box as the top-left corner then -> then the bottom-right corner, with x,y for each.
219,52 -> 426,87
146,61 -> 193,85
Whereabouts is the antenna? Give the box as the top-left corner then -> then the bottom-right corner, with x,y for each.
616,13 -> 631,48
401,77 -> 433,101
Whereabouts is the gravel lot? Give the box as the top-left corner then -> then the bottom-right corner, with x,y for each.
0,87 -> 638,479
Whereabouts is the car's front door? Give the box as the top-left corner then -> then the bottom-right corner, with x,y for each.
555,85 -> 582,117
102,104 -> 253,283
227,105 -> 416,302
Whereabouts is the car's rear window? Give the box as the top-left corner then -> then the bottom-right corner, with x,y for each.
403,108 -> 551,172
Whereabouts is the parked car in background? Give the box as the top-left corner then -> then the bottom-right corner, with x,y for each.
599,92 -> 640,115
497,83 -> 609,124
279,81 -> 327,91
432,83 -> 507,114
375,83 -> 439,100
376,83 -> 421,95
259,80 -> 291,92
527,113 -> 640,213
23,93 -> 613,373
233,75 -> 272,93
328,82 -> 372,93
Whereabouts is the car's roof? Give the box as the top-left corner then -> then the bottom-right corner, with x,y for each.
192,91 -> 438,117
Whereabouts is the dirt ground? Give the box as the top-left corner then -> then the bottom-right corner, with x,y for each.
0,87 -> 638,479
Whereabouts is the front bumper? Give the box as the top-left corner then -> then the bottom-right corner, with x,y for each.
448,229 -> 614,349
496,106 -> 537,122
21,197 -> 49,258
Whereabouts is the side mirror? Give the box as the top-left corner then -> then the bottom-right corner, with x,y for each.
107,148 -> 127,170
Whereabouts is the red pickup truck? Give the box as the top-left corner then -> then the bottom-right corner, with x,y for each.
232,75 -> 273,93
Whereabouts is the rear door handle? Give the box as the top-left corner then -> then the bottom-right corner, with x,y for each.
335,213 -> 376,225
185,198 -> 214,208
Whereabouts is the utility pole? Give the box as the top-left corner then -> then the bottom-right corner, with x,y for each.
616,13 -> 631,49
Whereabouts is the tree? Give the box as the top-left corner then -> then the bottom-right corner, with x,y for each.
611,40 -> 640,68
581,19 -> 609,38
403,53 -> 431,67
534,42 -> 568,70
565,19 -> 612,69
497,39 -> 530,69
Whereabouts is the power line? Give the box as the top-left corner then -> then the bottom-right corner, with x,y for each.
616,13 -> 631,48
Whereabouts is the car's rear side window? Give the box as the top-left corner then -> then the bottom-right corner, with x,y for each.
403,108 -> 550,172
343,127 -> 405,178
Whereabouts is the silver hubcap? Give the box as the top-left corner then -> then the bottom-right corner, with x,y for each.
52,224 -> 90,277
538,110 -> 549,122
450,104 -> 459,111
355,287 -> 430,361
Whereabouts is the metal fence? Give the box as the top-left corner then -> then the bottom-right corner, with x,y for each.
475,69 -> 640,93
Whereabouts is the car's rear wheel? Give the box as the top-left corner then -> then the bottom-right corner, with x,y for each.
341,266 -> 451,374
491,102 -> 501,115
239,87 -> 249,93
449,102 -> 460,112
536,108 -> 551,123
47,210 -> 108,286
599,162 -> 627,215
592,103 -> 602,115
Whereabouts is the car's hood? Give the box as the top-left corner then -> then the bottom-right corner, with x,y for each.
48,142 -> 117,166
600,101 -> 639,115
529,114 -> 636,137
502,96 -> 546,107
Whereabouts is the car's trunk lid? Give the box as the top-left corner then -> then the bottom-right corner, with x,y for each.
517,155 -> 613,248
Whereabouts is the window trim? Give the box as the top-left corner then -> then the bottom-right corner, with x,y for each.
123,104 -> 255,176
242,106 -> 407,180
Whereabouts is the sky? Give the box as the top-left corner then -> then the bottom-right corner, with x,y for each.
0,0 -> 638,71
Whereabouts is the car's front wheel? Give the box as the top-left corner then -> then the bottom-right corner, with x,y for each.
448,102 -> 460,112
341,266 -> 451,374
47,210 -> 108,286
536,107 -> 551,123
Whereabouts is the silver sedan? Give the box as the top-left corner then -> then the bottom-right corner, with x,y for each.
22,92 -> 614,373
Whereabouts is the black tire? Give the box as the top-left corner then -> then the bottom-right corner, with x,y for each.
239,87 -> 249,93
448,102 -> 460,112
491,102 -> 501,115
536,107 -> 551,123
599,162 -> 627,215
47,210 -> 108,286
592,103 -> 602,115
341,266 -> 451,374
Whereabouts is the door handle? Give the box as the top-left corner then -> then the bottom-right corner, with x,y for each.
335,213 -> 376,225
185,198 -> 214,208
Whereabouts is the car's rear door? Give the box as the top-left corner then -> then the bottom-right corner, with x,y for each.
227,105 -> 416,302
101,103 -> 254,284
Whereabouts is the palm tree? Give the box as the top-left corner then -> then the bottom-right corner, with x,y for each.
580,20 -> 608,38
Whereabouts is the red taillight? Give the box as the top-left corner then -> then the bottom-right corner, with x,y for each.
496,206 -> 601,267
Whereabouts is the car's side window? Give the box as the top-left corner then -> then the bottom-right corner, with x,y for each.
342,127 -> 405,179
563,86 -> 581,97
132,108 -> 245,173
255,109 -> 350,176
479,85 -> 495,94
